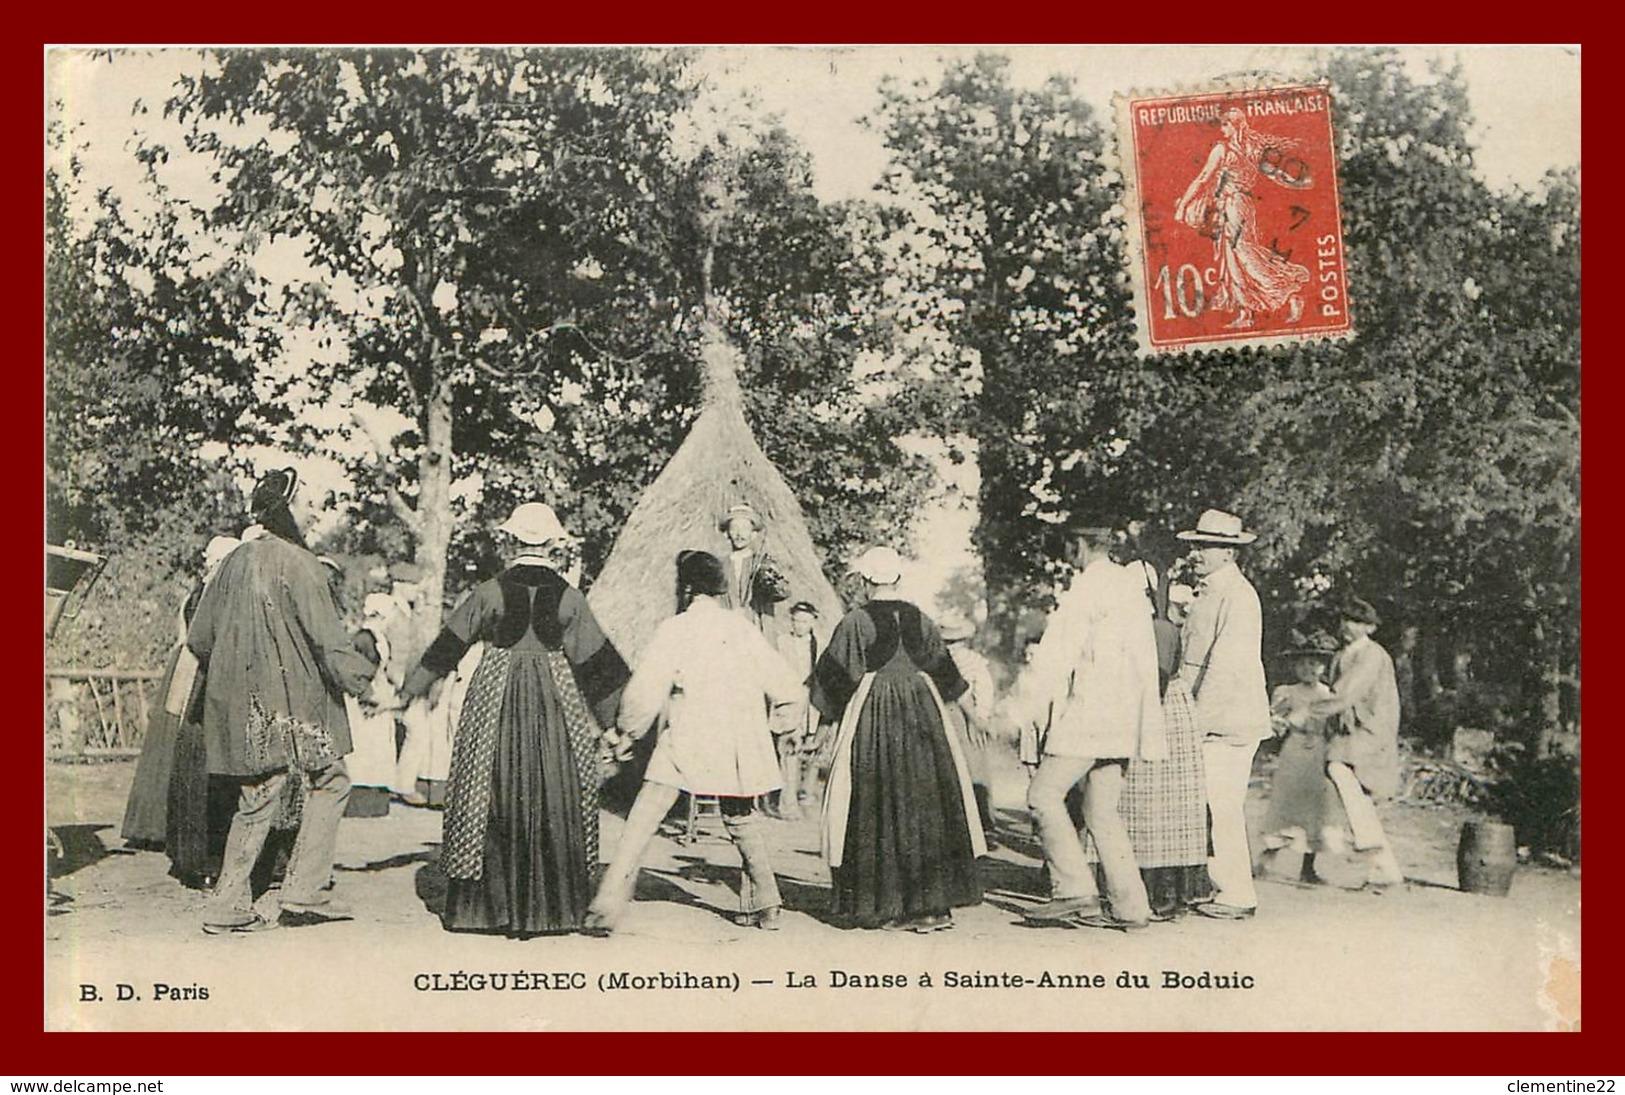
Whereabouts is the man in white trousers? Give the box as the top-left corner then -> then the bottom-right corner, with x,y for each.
1175,509 -> 1273,920
1020,520 -> 1165,931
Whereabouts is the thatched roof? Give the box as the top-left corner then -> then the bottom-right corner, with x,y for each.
587,328 -> 846,666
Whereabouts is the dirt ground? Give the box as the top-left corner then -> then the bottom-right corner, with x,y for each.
45,749 -> 1580,1032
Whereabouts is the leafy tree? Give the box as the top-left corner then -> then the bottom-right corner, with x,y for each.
872,48 -> 1580,751
161,48 -> 704,635
697,125 -> 948,575
147,47 -> 937,639
47,123 -> 271,666
870,54 -> 1200,651
47,128 -> 271,552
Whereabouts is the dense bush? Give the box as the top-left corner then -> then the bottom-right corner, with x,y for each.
1484,743 -> 1581,863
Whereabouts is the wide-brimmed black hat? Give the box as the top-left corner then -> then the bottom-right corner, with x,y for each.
250,467 -> 299,517
1280,627 -> 1339,659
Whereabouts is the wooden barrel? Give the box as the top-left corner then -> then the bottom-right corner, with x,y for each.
1457,819 -> 1517,896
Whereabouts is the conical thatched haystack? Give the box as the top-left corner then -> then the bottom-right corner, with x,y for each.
587,324 -> 845,667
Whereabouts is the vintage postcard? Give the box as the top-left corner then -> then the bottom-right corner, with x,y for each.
44,44 -> 1580,1034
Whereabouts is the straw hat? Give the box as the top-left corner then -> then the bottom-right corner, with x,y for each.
499,502 -> 567,546
849,545 -> 903,585
1175,508 -> 1258,545
719,501 -> 765,533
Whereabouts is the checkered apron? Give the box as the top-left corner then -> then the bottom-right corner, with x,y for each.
1088,679 -> 1207,868
439,647 -> 511,880
546,647 -> 603,881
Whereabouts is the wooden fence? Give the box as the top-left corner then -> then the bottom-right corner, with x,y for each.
45,668 -> 161,758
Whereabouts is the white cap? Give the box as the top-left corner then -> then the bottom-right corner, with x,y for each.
850,545 -> 904,585
498,502 -> 567,546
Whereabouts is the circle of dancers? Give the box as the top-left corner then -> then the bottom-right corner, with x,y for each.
123,469 -> 1405,937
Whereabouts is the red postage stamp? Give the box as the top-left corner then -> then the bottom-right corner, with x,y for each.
1116,81 -> 1353,355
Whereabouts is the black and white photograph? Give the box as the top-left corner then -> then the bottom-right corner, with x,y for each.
43,44 -> 1581,1032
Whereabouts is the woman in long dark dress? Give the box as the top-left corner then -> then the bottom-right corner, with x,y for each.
811,546 -> 985,932
402,503 -> 630,937
121,536 -> 242,887
121,589 -> 201,850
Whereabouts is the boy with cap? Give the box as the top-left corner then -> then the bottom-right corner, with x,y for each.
719,501 -> 791,633
1312,595 -> 1405,891
769,601 -> 822,819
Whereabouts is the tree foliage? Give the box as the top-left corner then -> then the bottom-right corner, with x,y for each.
51,48 -> 940,667
873,50 -> 1579,742
46,131 -> 269,552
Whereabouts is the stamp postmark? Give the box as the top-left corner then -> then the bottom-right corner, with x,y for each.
1116,81 -> 1353,356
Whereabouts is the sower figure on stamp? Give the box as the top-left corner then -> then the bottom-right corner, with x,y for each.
1174,108 -> 1311,330
188,468 -> 375,934
1019,519 -> 1165,932
1311,595 -> 1405,892
1175,509 -> 1274,921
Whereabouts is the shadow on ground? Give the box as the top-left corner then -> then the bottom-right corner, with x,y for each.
48,823 -> 125,878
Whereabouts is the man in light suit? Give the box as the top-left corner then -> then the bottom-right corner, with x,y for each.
1312,595 -> 1405,890
1019,520 -> 1165,931
1176,508 -> 1273,920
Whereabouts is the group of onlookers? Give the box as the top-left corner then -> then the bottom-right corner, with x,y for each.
1013,509 -> 1404,932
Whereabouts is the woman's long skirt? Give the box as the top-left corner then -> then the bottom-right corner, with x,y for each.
121,647 -> 187,847
440,648 -> 599,937
165,717 -> 237,885
1104,679 -> 1213,915
1265,727 -> 1340,850
831,668 -> 981,927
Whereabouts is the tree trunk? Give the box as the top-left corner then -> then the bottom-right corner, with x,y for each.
1394,623 -> 1420,735
1531,618 -> 1562,755
1418,623 -> 1443,700
414,371 -> 455,642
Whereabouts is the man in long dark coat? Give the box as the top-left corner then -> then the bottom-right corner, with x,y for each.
188,468 -> 373,933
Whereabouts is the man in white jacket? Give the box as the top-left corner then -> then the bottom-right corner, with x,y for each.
1176,509 -> 1273,920
586,550 -> 803,934
1019,521 -> 1164,931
